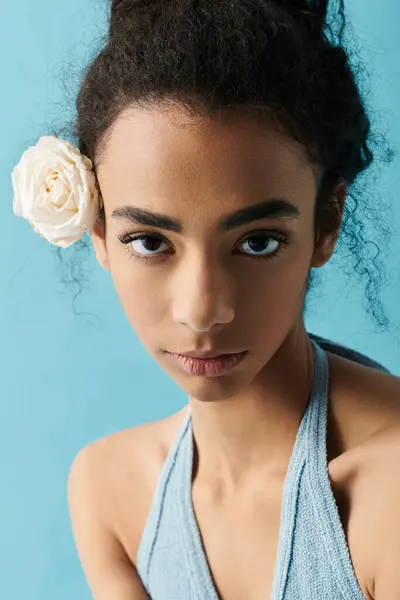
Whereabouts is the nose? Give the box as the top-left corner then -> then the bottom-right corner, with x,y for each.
172,256 -> 235,332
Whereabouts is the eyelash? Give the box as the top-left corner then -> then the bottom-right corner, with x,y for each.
117,230 -> 291,264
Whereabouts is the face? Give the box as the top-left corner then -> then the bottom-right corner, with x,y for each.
93,105 -> 345,402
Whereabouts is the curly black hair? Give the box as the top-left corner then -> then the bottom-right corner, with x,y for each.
48,0 -> 396,332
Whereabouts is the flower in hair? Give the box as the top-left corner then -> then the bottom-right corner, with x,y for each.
11,136 -> 102,248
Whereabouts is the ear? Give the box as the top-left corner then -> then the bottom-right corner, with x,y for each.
311,179 -> 347,268
91,218 -> 110,271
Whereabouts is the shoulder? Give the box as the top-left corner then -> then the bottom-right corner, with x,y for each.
70,408 -> 186,564
74,410 -> 180,499
326,349 -> 400,511
79,406 -> 186,471
326,352 -> 400,599
326,349 -> 400,452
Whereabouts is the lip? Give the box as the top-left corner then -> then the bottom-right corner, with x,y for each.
166,351 -> 248,377
171,350 -> 240,359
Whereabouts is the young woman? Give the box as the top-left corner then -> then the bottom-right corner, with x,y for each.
12,0 -> 399,598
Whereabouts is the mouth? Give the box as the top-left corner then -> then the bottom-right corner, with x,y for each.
165,351 -> 248,377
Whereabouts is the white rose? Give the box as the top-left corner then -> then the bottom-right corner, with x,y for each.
11,136 -> 102,248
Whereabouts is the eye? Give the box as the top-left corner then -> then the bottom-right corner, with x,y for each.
236,232 -> 289,259
123,234 -> 169,259
117,231 -> 290,263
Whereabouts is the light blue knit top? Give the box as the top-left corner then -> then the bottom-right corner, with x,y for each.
136,334 -> 389,599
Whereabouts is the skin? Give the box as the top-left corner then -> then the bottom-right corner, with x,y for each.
92,103 -> 348,493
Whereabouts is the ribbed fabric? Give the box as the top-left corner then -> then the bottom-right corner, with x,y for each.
136,334 -> 389,599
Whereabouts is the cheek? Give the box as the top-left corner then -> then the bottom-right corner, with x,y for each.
274,256 -> 311,297
110,263 -> 168,329
237,253 -> 311,329
240,245 -> 310,297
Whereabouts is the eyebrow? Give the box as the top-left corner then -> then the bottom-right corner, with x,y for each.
111,198 -> 300,233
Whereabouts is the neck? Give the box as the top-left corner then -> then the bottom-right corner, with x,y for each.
188,327 -> 315,495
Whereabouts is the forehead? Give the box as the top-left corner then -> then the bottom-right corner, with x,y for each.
97,105 -> 319,216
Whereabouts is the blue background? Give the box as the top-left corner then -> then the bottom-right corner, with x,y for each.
1,0 -> 399,598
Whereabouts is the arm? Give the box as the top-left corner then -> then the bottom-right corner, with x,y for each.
68,446 -> 151,600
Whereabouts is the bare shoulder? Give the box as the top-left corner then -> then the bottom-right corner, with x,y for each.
326,349 -> 400,498
326,351 -> 400,599
326,350 -> 400,452
68,439 -> 154,599
73,408 -> 187,566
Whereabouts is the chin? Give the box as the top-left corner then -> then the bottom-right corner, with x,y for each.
168,367 -> 253,403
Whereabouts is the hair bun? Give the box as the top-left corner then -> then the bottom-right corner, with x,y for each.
281,0 -> 329,38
